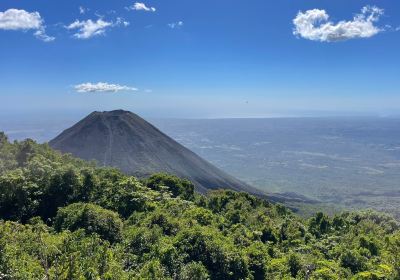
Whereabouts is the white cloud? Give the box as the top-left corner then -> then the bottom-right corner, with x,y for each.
128,2 -> 156,12
0,9 -> 54,41
66,17 -> 130,39
0,9 -> 41,30
75,82 -> 138,93
168,21 -> 184,29
67,19 -> 111,39
66,19 -> 112,39
293,6 -> 384,42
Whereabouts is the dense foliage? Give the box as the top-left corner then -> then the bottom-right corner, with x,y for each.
1,132 -> 400,279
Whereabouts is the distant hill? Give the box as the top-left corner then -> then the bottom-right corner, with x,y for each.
50,110 -> 261,194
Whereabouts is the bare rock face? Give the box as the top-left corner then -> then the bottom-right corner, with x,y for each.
50,110 -> 262,194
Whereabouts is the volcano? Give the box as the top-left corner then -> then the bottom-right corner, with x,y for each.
50,110 -> 262,194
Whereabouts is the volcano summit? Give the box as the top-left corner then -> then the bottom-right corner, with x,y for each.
50,110 -> 260,194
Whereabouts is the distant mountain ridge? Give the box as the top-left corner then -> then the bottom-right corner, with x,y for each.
50,110 -> 262,194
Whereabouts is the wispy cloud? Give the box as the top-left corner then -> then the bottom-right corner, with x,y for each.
34,29 -> 55,42
66,17 -> 129,39
74,82 -> 138,93
0,8 -> 54,42
127,2 -> 156,12
66,19 -> 112,39
116,17 -> 130,27
79,6 -> 87,15
168,21 -> 184,29
293,6 -> 384,42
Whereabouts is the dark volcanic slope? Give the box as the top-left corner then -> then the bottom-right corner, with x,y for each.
50,110 -> 261,194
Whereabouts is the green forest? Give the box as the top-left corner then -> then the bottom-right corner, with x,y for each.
0,132 -> 400,280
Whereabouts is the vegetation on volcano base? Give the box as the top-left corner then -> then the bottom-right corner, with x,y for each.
1,132 -> 400,280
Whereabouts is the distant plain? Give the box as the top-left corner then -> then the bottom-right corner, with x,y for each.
2,116 -> 400,217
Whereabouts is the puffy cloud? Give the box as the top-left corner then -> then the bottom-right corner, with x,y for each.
0,9 -> 42,30
74,82 -> 138,93
168,21 -> 184,29
0,9 -> 54,41
128,2 -> 156,12
293,6 -> 384,42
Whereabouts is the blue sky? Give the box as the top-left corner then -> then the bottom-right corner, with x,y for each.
0,0 -> 399,118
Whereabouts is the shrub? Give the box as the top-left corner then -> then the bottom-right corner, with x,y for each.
145,173 -> 195,200
54,203 -> 123,243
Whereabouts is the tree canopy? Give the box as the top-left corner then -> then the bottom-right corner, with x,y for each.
0,134 -> 400,279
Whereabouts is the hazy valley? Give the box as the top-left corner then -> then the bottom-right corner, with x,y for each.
3,116 -> 400,217
153,118 -> 400,217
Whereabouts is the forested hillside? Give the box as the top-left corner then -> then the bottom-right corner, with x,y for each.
1,132 -> 400,280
